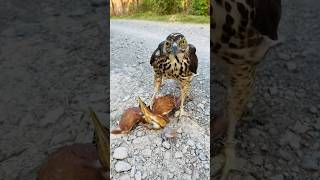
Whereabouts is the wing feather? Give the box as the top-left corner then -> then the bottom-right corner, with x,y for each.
150,41 -> 165,65
188,44 -> 198,74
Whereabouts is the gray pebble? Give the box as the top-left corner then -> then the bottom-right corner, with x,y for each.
136,131 -> 145,137
135,171 -> 142,180
279,131 -> 300,149
198,152 -> 207,161
269,174 -> 284,180
119,174 -> 131,180
39,107 -> 64,127
196,143 -> 203,150
164,151 -> 171,159
162,141 -> 171,149
286,61 -> 297,72
142,149 -> 152,157
174,152 -> 183,159
301,153 -> 320,170
187,140 -> 195,149
113,147 -> 129,160
309,106 -> 318,114
115,161 -> 132,172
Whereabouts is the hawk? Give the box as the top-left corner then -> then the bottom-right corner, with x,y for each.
212,0 -> 281,179
150,33 -> 198,119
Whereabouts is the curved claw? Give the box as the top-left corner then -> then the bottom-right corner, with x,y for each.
174,108 -> 188,121
213,143 -> 235,180
142,122 -> 161,130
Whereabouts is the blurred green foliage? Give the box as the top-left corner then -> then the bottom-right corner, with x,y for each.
133,0 -> 209,16
190,0 -> 209,16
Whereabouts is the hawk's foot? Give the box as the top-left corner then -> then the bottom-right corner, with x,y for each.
174,108 -> 189,120
213,143 -> 235,180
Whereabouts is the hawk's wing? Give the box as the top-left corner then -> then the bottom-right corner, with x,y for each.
253,0 -> 281,40
150,41 -> 165,65
188,44 -> 198,74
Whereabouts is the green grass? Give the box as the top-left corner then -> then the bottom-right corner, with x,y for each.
111,12 -> 209,24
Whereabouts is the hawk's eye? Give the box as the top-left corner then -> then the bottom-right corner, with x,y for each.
165,41 -> 171,47
180,39 -> 187,45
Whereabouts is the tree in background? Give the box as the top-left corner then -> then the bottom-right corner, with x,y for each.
110,0 -> 209,16
190,0 -> 209,16
155,0 -> 183,15
183,0 -> 190,14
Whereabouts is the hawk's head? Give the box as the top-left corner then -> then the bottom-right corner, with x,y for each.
162,33 -> 188,56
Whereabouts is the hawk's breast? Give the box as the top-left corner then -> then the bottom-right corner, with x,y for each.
153,53 -> 192,81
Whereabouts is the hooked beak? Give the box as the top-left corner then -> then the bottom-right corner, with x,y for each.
172,43 -> 177,55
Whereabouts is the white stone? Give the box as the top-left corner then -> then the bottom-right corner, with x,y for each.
135,171 -> 142,180
113,147 -> 129,159
174,151 -> 183,158
142,149 -> 152,157
162,141 -> 171,149
115,161 -> 131,172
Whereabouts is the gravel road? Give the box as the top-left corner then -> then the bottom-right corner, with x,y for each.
110,20 -> 210,179
213,0 -> 320,179
0,0 -> 107,179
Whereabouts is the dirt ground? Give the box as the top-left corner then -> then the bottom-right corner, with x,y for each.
213,0 -> 320,179
0,0 -> 108,179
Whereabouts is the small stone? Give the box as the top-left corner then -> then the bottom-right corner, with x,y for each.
154,137 -> 163,146
135,171 -> 142,180
142,172 -> 147,179
187,140 -> 195,149
198,152 -> 207,161
119,174 -> 131,180
309,106 -> 318,114
251,155 -> 263,166
279,131 -> 300,149
197,103 -> 205,110
196,143 -> 203,150
278,149 -> 291,161
113,147 -> 128,159
40,107 -> 64,127
164,151 -> 171,159
182,146 -> 188,154
249,128 -> 264,137
244,175 -> 256,180
183,174 -> 192,180
174,151 -> 183,158
278,52 -> 290,60
177,128 -> 182,134
130,166 -> 135,177
269,87 -> 278,96
301,152 -> 320,170
115,161 -> 131,172
291,121 -> 309,133
269,174 -> 284,180
184,167 -> 192,174
142,149 -> 152,157
136,131 -> 145,137
286,62 -> 297,72
68,9 -> 86,17
261,144 -> 269,152
162,141 -> 171,149
50,132 -> 73,145
168,173 -> 174,178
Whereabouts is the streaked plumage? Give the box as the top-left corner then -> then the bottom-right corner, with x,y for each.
150,33 -> 198,118
212,0 -> 282,179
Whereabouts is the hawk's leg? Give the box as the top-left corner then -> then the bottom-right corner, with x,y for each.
151,75 -> 162,107
174,80 -> 190,119
216,65 -> 256,180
